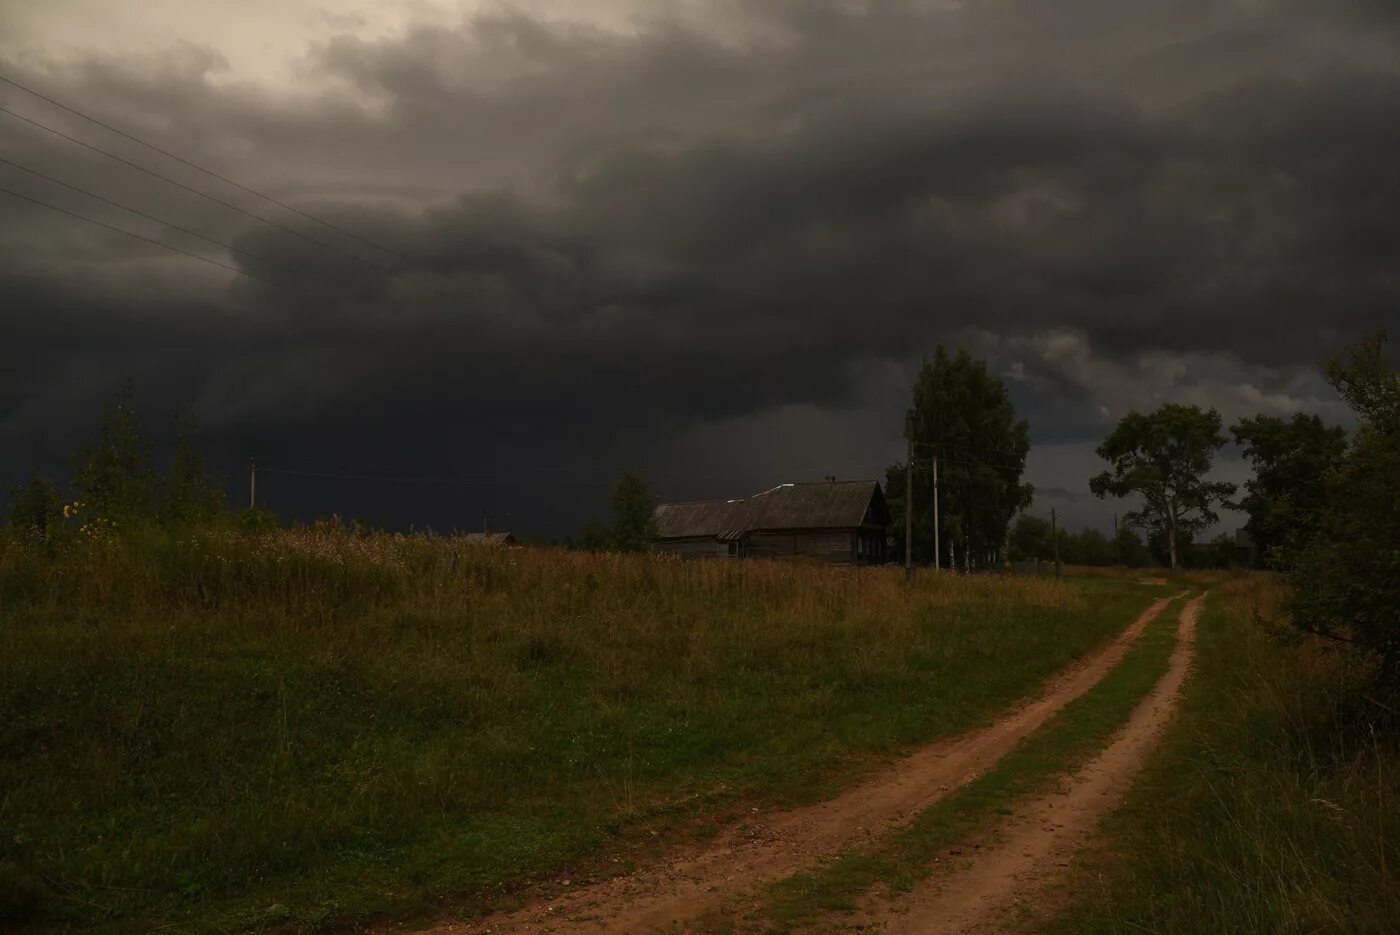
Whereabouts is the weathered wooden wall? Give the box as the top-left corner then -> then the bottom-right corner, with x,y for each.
652,537 -> 728,558
656,527 -> 888,564
746,530 -> 855,562
855,529 -> 887,563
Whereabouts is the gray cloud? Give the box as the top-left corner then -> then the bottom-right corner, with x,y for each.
2,0 -> 1396,534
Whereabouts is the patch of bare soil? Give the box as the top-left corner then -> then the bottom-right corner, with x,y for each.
861,592 -> 1204,935
410,595 -> 1182,935
1136,577 -> 1168,586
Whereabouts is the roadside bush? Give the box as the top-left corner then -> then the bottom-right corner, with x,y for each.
1289,332 -> 1400,684
5,478 -> 62,537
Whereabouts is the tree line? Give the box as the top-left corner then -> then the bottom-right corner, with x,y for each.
6,335 -> 1397,683
1088,332 -> 1397,683
887,331 -> 1396,684
5,381 -> 660,549
5,381 -> 273,538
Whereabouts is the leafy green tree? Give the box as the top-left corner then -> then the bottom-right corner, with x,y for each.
609,472 -> 657,553
72,380 -> 154,524
237,506 -> 280,534
1009,518 -> 1118,566
1052,526 -> 1077,565
1090,404 -> 1236,571
1148,524 -> 1200,568
578,518 -> 614,552
1230,413 -> 1347,566
1325,330 -> 1400,432
1113,523 -> 1151,568
1072,528 -> 1115,566
1207,531 -> 1241,569
886,347 -> 1032,565
1290,331 -> 1400,683
159,413 -> 225,524
6,477 -> 63,536
1009,514 -> 1052,561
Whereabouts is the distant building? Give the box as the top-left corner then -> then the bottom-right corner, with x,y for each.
463,531 -> 515,547
1234,528 -> 1258,566
652,480 -> 890,564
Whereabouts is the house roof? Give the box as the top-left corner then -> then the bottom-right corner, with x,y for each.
653,480 -> 888,539
649,498 -> 751,539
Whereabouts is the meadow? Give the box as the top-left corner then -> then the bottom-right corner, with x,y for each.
0,524 -> 1160,933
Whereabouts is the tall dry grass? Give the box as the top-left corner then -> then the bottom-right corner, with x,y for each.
1,521 -> 1082,626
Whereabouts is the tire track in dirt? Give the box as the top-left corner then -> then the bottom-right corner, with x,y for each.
863,591 -> 1204,935
415,593 -> 1182,934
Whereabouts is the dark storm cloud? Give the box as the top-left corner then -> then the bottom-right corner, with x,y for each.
2,0 -> 1397,532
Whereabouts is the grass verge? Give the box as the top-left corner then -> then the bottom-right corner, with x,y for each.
751,590 -> 1187,931
0,526 -> 1162,934
1043,574 -> 1400,933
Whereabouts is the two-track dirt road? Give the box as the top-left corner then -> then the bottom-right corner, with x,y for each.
415,593 -> 1185,934
862,591 -> 1204,934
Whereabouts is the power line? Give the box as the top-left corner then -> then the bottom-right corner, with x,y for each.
259,467 -> 618,487
929,454 -> 1099,483
256,461 -> 903,488
0,104 -> 400,278
911,439 -> 1033,464
0,183 -> 289,289
264,455 -> 902,480
0,155 -> 301,279
908,439 -> 1239,485
0,70 -> 415,268
254,454 -> 1106,490
904,443 -> 1099,481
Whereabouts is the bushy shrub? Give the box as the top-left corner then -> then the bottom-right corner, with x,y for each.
1288,332 -> 1400,684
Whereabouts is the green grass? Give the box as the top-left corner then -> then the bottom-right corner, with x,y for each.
751,590 -> 1187,931
1045,574 -> 1400,934
0,525 -> 1161,933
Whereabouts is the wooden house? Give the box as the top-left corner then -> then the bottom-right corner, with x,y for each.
652,480 -> 890,564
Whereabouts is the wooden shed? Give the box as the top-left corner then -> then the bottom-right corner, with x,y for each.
652,480 -> 890,564
462,531 -> 515,547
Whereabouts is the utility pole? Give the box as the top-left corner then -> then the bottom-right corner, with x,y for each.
932,451 -> 940,572
248,457 -> 256,510
1113,512 -> 1119,566
904,439 -> 913,582
1051,507 -> 1062,578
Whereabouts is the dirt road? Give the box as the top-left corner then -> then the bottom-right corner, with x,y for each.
418,594 -> 1180,934
863,591 -> 1204,934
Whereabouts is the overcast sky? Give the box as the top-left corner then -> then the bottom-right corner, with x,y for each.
2,0 -> 1395,537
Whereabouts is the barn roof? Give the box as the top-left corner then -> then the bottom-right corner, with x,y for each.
653,480 -> 887,539
650,498 -> 750,539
